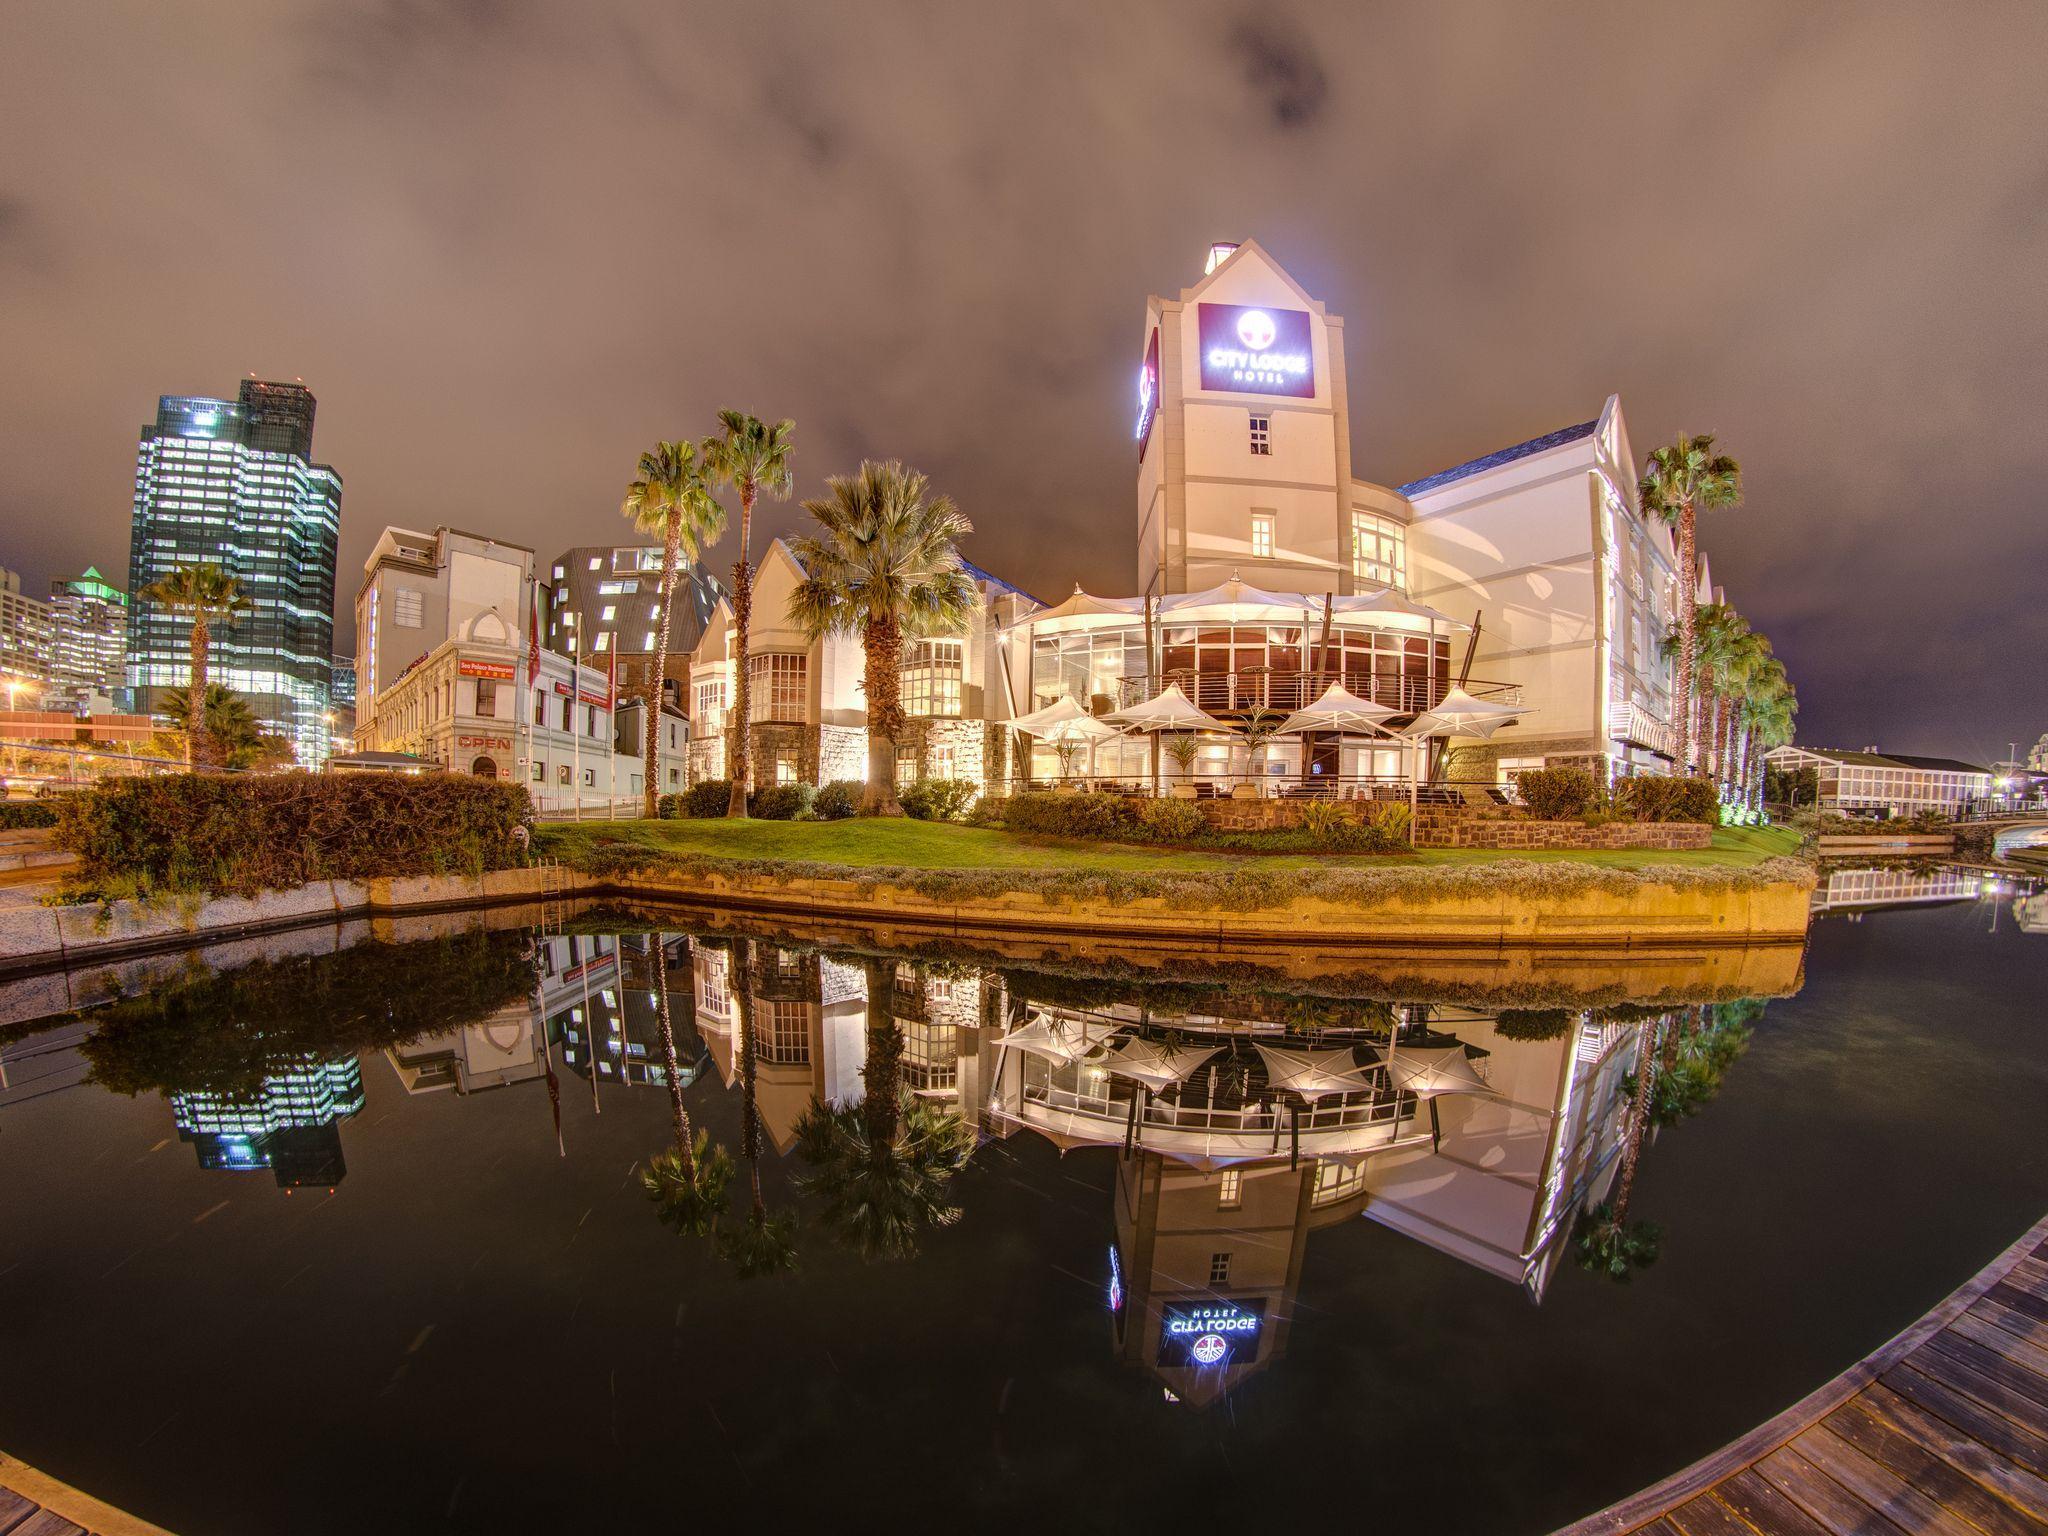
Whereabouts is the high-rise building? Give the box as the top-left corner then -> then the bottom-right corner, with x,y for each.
45,567 -> 127,708
170,1055 -> 365,1188
0,568 -> 54,702
125,380 -> 342,763
543,544 -> 723,713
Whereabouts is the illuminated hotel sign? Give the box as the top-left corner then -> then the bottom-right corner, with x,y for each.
458,659 -> 517,680
1197,303 -> 1313,397
1135,328 -> 1160,460
1157,1298 -> 1265,1368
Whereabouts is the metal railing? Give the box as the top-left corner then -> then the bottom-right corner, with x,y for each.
1100,670 -> 1521,717
1023,1078 -> 1407,1134
991,771 -> 1505,804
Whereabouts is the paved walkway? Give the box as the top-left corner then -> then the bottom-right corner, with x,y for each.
1555,1212 -> 2048,1535
0,1454 -> 175,1536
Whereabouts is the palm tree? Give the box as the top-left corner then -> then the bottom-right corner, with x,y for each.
1741,656 -> 1797,808
702,412 -> 796,817
622,441 -> 728,817
793,957 -> 974,1260
140,563 -> 250,768
1639,435 -> 1742,775
1692,604 -> 1751,786
717,937 -> 798,1278
641,934 -> 732,1237
788,461 -> 978,816
1574,1015 -> 1666,1283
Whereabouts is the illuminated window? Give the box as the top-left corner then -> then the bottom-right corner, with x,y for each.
1209,1252 -> 1232,1286
1249,413 -> 1271,455
600,605 -> 616,621
588,557 -> 602,571
593,632 -> 611,652
1350,511 -> 1406,588
1217,1169 -> 1243,1209
1249,512 -> 1275,560
901,639 -> 963,718
748,653 -> 806,721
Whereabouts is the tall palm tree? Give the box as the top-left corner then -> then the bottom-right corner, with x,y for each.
1741,656 -> 1796,808
793,957 -> 974,1261
140,563 -> 250,768
1639,435 -> 1742,775
621,441 -> 727,817
788,461 -> 978,816
702,411 -> 796,817
1692,604 -> 1751,785
642,934 -> 732,1236
1574,1015 -> 1666,1283
717,937 -> 798,1278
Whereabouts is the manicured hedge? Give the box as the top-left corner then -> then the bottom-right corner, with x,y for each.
1515,767 -> 1597,821
1613,774 -> 1720,825
898,778 -> 979,822
0,800 -> 60,830
1001,792 -> 1141,839
55,774 -> 532,899
752,783 -> 815,821
662,780 -> 734,819
814,780 -> 863,820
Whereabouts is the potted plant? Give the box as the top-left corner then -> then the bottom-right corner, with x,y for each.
1166,735 -> 1200,798
1053,739 -> 1084,790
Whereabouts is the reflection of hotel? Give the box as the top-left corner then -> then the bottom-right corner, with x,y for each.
171,1055 -> 365,1188
1811,864 -> 1985,918
544,933 -> 704,1091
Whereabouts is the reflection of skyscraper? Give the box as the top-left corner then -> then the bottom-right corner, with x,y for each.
170,1055 -> 364,1188
542,934 -> 707,1091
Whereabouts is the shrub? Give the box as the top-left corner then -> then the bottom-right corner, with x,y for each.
814,779 -> 863,820
1494,1008 -> 1576,1042
1137,796 -> 1208,843
1002,791 -> 1141,840
897,777 -> 978,823
0,800 -> 59,830
1297,799 -> 1358,841
1516,766 -> 1596,821
676,780 -> 734,818
1364,801 -> 1413,850
55,774 -> 531,900
1613,774 -> 1720,825
750,782 -> 815,821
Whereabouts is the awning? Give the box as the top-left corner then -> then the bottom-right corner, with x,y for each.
1329,587 -> 1468,628
1006,695 -> 1127,742
1098,1035 -> 1220,1095
1156,575 -> 1318,625
1377,1044 -> 1490,1098
1402,687 -> 1530,740
1254,1043 -> 1374,1102
1005,585 -> 1147,635
994,1011 -> 1113,1065
1273,682 -> 1401,739
1104,683 -> 1236,733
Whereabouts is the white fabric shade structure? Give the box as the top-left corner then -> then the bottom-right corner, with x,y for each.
1404,686 -> 1529,741
1104,682 -> 1235,734
1097,1035 -> 1220,1095
1328,587 -> 1468,628
1005,694 -> 1126,744
1376,1043 -> 1490,1099
1253,1043 -> 1374,1102
994,1011 -> 1113,1066
1013,585 -> 1150,633
1154,574 -> 1316,625
1273,682 -> 1402,740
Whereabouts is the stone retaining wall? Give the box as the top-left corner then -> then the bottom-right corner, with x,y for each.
1195,797 -> 1710,850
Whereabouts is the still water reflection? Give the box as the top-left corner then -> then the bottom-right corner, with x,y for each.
0,864 -> 2041,1535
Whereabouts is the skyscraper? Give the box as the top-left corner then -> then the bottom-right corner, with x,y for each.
125,380 -> 342,763
45,566 -> 127,708
0,568 -> 53,702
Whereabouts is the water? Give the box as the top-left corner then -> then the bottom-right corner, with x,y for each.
1,866 -> 2043,1535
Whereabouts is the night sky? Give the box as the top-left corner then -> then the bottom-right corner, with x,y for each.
4,2 -> 2042,758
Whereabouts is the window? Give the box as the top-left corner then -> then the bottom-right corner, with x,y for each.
1250,511 -> 1275,560
474,681 -> 496,717
901,639 -> 964,718
392,587 -> 423,629
1350,511 -> 1407,588
586,704 -> 599,737
1248,413 -> 1271,455
530,761 -> 544,782
1209,1252 -> 1232,1286
600,605 -> 616,622
557,763 -> 572,785
597,579 -> 639,596
749,653 -> 807,721
588,557 -> 602,571
533,690 -> 545,724
559,698 -> 571,731
593,632 -> 611,652
551,564 -> 564,581
583,768 -> 596,787
1217,1169 -> 1243,1209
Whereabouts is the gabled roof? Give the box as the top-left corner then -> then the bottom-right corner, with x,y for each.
1397,420 -> 1599,500
1883,753 -> 1993,776
958,557 -> 1040,607
1774,745 -> 1990,775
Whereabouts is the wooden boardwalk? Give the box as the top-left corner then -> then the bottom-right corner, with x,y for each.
1557,1212 -> 2048,1535
0,1455 -> 174,1536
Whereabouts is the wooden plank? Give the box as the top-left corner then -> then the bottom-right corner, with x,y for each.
1988,1283 -> 2048,1328
0,1489 -> 37,1535
1713,1470 -> 1837,1536
9,1513 -> 84,1536
1880,1365 -> 2048,1479
1861,1382 -> 2048,1524
1755,1445 -> 1912,1536
1952,1312 -> 2048,1382
1921,1334 -> 2048,1413
1794,1416 -> 2016,1536
1667,1490 -> 1771,1536
1973,1298 -> 2048,1352
1640,1522 -> 1687,1536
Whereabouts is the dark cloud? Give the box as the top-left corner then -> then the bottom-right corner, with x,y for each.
0,0 -> 2043,758
1229,9 -> 1330,130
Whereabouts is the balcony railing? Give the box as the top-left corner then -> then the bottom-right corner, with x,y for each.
1099,669 -> 1520,718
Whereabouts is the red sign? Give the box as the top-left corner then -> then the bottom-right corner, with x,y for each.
551,681 -> 610,706
459,659 -> 516,680
1135,327 -> 1160,461
458,735 -> 512,750
1197,303 -> 1314,397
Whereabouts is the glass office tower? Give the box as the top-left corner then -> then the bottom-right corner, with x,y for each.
125,380 -> 342,763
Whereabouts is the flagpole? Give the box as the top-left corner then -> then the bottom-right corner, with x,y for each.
572,650 -> 582,823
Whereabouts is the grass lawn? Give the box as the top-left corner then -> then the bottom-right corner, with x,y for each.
536,815 -> 1804,874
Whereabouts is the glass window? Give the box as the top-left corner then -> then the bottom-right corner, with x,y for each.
1218,1169 -> 1243,1209
474,681 -> 496,717
748,653 -> 807,721
1209,1252 -> 1232,1285
1250,511 -> 1275,560
902,639 -> 964,718
1350,512 -> 1406,588
1249,413 -> 1271,455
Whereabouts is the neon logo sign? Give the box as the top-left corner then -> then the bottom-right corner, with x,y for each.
1157,1298 -> 1265,1367
1197,303 -> 1314,398
1135,328 -> 1161,460
1189,1333 -> 1229,1365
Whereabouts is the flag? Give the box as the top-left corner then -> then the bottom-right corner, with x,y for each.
606,646 -> 618,710
526,580 -> 542,685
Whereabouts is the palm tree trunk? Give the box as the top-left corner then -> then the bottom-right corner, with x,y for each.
736,940 -> 759,1169
188,614 -> 209,770
1676,506 -> 1697,774
644,512 -> 683,818
863,615 -> 905,815
726,488 -> 756,817
1613,1017 -> 1662,1222
652,938 -> 694,1177
860,958 -> 903,1151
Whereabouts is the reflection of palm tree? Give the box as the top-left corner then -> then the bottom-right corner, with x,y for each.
718,938 -> 798,1277
794,958 -> 973,1261
1574,1016 -> 1666,1283
642,935 -> 731,1236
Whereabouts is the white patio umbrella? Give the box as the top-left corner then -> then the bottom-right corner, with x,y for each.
1106,683 -> 1237,794
1396,689 -> 1533,813
1273,682 -> 1401,796
1253,1043 -> 1374,1102
1097,1035 -> 1220,1095
994,1010 -> 1112,1066
1007,695 -> 1126,784
1375,1043 -> 1490,1099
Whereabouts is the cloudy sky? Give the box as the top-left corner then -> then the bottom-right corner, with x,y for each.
4,1 -> 2043,757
